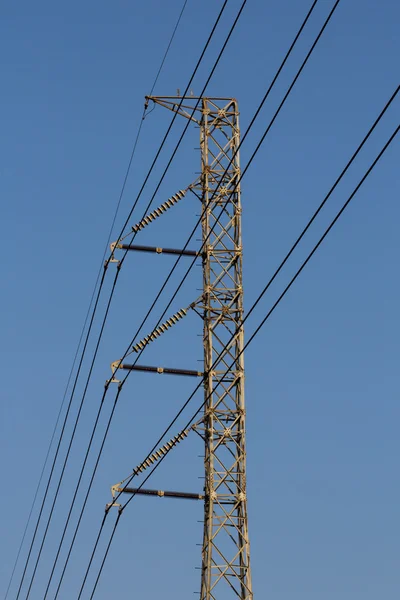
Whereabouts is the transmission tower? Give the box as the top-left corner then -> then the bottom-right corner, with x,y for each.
110,96 -> 252,600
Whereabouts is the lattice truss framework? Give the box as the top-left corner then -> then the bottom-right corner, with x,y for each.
150,96 -> 253,600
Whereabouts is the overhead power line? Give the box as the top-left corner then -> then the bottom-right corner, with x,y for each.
15,3 -> 247,599
2,347 -> 79,600
113,0 -> 342,391
84,121 -> 399,600
148,0 -> 189,97
73,2 -> 364,594
10,2 -> 228,599
44,2 -> 325,595
47,1 -> 360,592
49,0 -> 250,595
113,86 -> 400,511
8,0 -> 190,591
20,0 -> 396,595
103,0 -> 231,263
114,82 -> 400,510
19,274 -> 120,600
13,262 -> 110,600
7,13 -> 194,598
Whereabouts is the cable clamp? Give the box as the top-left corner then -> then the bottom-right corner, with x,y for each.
111,484 -> 120,498
105,502 -> 121,511
108,242 -> 120,264
108,360 -> 122,383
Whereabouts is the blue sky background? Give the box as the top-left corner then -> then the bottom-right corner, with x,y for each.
0,1 -> 399,599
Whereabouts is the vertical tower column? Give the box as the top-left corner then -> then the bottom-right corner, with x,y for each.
148,96 -> 252,600
197,98 -> 252,600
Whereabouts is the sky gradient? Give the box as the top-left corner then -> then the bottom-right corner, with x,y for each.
1,1 -> 399,599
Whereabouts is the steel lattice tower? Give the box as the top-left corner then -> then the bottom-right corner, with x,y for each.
111,96 -> 253,599
149,96 -> 252,600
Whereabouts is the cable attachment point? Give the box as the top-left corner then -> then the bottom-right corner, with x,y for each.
105,500 -> 121,511
109,241 -> 120,264
132,308 -> 188,353
108,360 -> 122,384
111,484 -> 120,499
105,483 -> 123,511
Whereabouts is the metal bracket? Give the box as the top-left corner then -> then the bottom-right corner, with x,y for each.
108,360 -> 122,383
105,501 -> 121,510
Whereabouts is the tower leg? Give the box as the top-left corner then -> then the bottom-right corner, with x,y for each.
148,95 -> 253,600
197,98 -> 252,600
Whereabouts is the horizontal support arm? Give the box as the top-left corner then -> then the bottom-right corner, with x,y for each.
115,486 -> 204,501
111,361 -> 203,379
117,243 -> 199,257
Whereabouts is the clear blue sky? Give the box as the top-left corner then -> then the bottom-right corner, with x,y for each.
1,1 -> 399,599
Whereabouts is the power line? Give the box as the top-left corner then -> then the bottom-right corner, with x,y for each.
21,0 -> 394,592
103,0 -> 189,249
9,2 -> 194,597
17,3 -> 243,598
103,0 -> 253,390
48,1 -> 248,594
45,2 -> 323,595
90,0 -> 336,519
6,1 -> 190,590
114,84 -> 400,510
38,8 -> 191,600
48,0 -> 345,591
13,264 -> 109,600
51,387 -> 122,600
88,515 -> 121,600
104,0 -> 231,262
41,384 -> 112,600
3,334 -> 83,600
51,3 -> 398,597
21,273 -> 120,600
85,122 -> 399,600
73,1 -> 362,592
107,0 -> 247,277
148,0 -> 189,97
115,0 -> 342,393
75,514 -> 109,600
